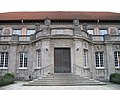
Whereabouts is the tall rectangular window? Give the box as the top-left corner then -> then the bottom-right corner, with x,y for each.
95,52 -> 104,68
99,29 -> 107,35
19,52 -> 27,68
83,50 -> 88,67
27,30 -> 35,35
114,51 -> 120,68
13,30 -> 22,35
0,52 -> 8,68
37,50 -> 41,67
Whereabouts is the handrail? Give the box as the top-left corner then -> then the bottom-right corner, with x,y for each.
32,64 -> 53,79
73,64 -> 92,78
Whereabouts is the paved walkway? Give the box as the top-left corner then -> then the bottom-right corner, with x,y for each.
0,81 -> 120,90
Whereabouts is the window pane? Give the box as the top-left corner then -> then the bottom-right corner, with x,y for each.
0,52 -> 8,67
95,52 -> 104,67
87,30 -> 93,35
13,30 -> 22,35
19,52 -> 28,67
83,50 -> 88,67
27,30 -> 35,35
99,30 -> 107,35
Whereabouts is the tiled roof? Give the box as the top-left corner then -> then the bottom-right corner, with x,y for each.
0,11 -> 120,20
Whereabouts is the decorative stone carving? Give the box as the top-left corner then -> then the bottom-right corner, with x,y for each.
2,45 -> 7,50
44,18 -> 51,26
83,23 -> 88,32
73,19 -> 79,26
115,45 -> 120,50
110,29 -> 116,35
21,45 -> 26,51
35,23 -> 40,31
4,29 -> 10,35
97,45 -> 102,50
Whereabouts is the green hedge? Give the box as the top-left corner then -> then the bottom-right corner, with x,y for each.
110,73 -> 120,84
0,73 -> 15,86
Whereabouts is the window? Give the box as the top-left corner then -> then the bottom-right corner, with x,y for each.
114,51 -> 120,68
13,30 -> 22,35
0,52 -> 8,68
118,29 -> 120,35
87,30 -> 94,35
83,50 -> 88,67
95,52 -> 104,68
0,30 -> 2,35
37,50 -> 41,67
19,52 -> 28,68
27,30 -> 35,35
99,29 -> 107,35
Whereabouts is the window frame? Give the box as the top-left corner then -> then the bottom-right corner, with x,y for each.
87,29 -> 94,35
27,29 -> 35,35
37,49 -> 42,68
95,52 -> 104,69
0,52 -> 8,69
114,51 -> 120,68
99,29 -> 108,35
13,29 -> 22,35
19,52 -> 28,69
83,50 -> 88,68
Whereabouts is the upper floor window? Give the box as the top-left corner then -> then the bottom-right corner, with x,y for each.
87,29 -> 94,35
83,50 -> 88,67
99,29 -> 107,35
118,29 -> 120,35
13,30 -> 22,35
114,51 -> 120,68
0,52 -> 8,68
95,52 -> 104,68
27,30 -> 35,35
0,30 -> 2,35
19,52 -> 28,68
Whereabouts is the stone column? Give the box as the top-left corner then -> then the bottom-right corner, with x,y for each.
8,35 -> 18,74
105,43 -> 115,80
90,44 -> 96,79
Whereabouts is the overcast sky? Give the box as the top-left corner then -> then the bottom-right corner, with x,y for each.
0,0 -> 120,13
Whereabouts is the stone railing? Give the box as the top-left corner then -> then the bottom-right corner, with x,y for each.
73,64 -> 92,78
32,64 -> 53,79
0,35 -> 31,42
51,29 -> 73,35
92,34 -> 120,42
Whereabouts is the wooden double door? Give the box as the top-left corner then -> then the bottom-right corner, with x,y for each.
54,48 -> 71,73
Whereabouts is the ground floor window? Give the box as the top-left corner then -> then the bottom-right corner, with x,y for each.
95,52 -> 104,68
0,52 -> 8,68
19,52 -> 27,68
114,51 -> 120,68
37,49 -> 41,67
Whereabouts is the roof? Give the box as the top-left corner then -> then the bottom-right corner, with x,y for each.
0,11 -> 120,21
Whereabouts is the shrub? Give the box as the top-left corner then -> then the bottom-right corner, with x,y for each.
0,73 -> 15,86
110,73 -> 120,84
4,73 -> 15,78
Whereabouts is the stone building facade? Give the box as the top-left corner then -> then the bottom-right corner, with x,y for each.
0,12 -> 120,81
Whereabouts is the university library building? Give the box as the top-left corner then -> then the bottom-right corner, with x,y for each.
0,12 -> 120,84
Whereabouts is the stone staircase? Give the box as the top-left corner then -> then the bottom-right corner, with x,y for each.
24,73 -> 106,86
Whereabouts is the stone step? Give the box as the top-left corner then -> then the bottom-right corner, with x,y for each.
24,73 -> 106,86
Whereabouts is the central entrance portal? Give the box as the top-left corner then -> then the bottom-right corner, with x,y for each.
54,48 -> 71,73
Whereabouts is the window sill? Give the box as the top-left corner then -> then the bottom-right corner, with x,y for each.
18,67 -> 27,69
83,67 -> 90,69
0,67 -> 8,69
34,67 -> 42,70
115,67 -> 120,69
96,67 -> 105,69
